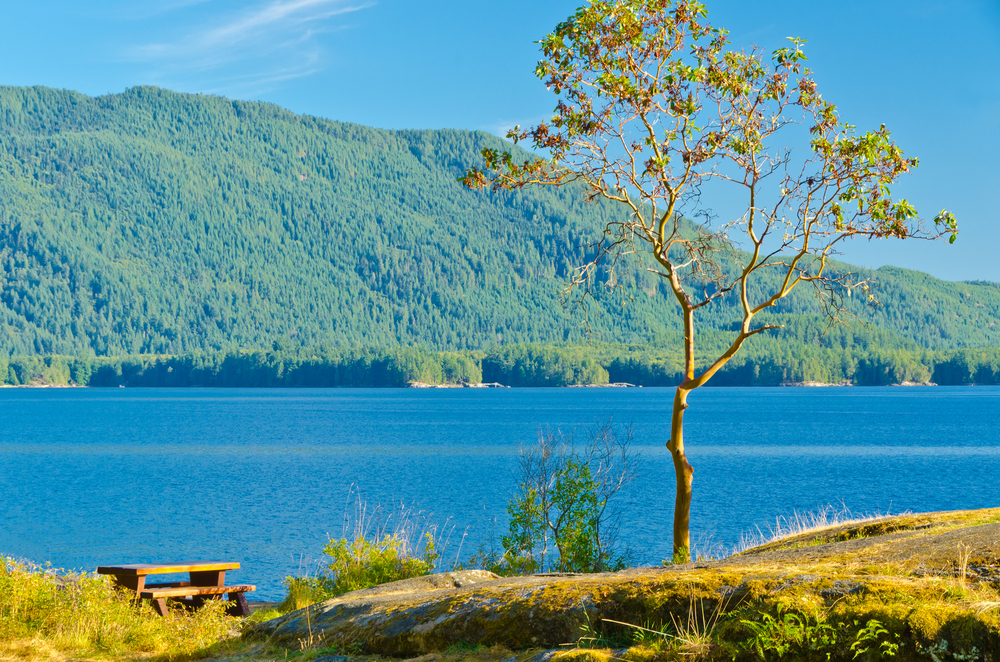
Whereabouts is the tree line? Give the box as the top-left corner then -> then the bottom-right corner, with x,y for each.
4,342 -> 1000,388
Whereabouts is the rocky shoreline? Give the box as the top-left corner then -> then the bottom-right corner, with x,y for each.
247,508 -> 1000,660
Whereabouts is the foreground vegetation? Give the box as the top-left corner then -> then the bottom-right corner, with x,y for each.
6,509 -> 1000,661
0,557 -> 240,660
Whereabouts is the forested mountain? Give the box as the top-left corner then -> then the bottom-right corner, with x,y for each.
0,85 -> 997,364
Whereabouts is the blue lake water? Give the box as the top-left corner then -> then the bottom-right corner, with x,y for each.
1,386 -> 999,600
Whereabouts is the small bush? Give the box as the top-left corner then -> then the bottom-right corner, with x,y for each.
740,604 -> 901,662
283,532 -> 438,611
486,419 -> 636,574
282,491 -> 444,611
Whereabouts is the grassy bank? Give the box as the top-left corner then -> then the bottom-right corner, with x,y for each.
5,509 -> 1000,661
0,558 -> 239,661
255,508 -> 1000,661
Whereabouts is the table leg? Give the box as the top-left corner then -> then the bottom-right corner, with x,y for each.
151,598 -> 169,617
110,574 -> 146,599
226,592 -> 250,617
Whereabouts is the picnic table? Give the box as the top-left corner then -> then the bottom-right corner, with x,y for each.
97,561 -> 255,616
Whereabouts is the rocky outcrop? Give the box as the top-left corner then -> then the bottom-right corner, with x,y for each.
254,570 -> 606,654
253,509 -> 1000,658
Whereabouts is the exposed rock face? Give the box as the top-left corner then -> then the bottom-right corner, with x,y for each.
254,570 -> 604,654
253,509 -> 1000,657
319,570 -> 502,600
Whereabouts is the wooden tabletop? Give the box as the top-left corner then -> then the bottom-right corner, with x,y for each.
97,561 -> 240,576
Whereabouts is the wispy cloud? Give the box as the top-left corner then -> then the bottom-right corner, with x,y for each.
123,0 -> 372,95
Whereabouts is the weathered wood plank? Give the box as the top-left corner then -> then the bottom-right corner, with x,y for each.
97,561 -> 239,576
143,582 -> 192,589
139,584 -> 255,599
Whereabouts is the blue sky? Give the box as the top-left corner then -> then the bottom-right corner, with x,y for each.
2,0 -> 997,282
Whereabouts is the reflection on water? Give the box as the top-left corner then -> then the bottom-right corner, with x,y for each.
1,386 -> 998,598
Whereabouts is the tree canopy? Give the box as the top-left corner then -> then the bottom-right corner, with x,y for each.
463,0 -> 957,560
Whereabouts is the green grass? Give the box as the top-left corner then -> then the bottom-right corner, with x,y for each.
7,507 -> 1000,661
0,556 -> 251,660
0,554 -> 366,661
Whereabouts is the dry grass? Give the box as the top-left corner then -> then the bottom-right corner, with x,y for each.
0,556 -> 247,661
605,592 -> 730,660
735,504 -> 900,553
957,542 -> 972,591
974,601 -> 1000,615
667,598 -> 722,658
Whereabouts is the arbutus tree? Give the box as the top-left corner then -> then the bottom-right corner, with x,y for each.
462,0 -> 957,561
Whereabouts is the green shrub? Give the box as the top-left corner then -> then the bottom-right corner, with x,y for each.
282,492 -> 446,611
283,532 -> 438,611
502,456 -> 605,573
741,606 -> 839,661
740,605 -> 900,662
471,420 -> 635,575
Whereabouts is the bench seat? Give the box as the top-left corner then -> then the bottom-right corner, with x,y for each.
139,584 -> 256,616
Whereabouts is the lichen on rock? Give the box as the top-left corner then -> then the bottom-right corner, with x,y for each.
252,509 -> 1000,660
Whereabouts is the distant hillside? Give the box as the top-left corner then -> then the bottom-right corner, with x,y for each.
0,85 -> 997,358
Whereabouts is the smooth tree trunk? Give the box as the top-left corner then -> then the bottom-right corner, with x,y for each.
665,299 -> 698,564
662,238 -> 761,563
666,288 -> 760,562
667,385 -> 694,562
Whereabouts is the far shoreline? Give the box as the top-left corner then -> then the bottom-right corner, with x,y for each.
0,381 -> 959,389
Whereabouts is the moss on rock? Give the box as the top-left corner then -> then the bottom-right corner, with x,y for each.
252,509 -> 1000,661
